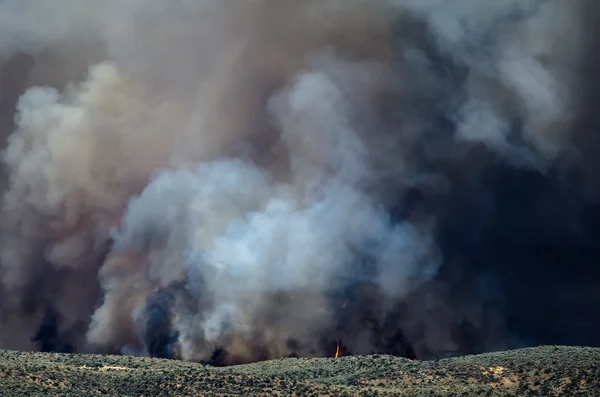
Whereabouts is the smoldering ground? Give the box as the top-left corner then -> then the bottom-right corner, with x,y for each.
0,0 -> 599,365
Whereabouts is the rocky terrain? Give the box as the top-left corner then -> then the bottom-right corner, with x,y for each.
0,346 -> 598,396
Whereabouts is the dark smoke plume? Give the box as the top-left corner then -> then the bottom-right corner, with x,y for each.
0,0 -> 599,365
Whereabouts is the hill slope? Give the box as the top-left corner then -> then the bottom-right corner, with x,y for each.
0,346 -> 598,396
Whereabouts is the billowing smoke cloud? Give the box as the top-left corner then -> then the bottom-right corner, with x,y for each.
0,0 -> 599,364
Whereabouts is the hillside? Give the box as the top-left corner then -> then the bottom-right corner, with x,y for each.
0,346 -> 598,396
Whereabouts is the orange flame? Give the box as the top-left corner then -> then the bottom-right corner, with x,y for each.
333,299 -> 348,357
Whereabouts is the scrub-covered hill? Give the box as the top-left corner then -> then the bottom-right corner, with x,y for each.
0,346 -> 598,396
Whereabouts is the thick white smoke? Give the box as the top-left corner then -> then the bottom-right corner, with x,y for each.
0,0 -> 593,362
86,52 -> 439,361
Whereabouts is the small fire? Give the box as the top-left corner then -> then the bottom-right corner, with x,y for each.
333,299 -> 348,358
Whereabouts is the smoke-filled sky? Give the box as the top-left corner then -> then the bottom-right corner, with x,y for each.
0,0 -> 599,364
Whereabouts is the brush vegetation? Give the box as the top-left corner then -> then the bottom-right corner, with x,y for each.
0,346 -> 598,396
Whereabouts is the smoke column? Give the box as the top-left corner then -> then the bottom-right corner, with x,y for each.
0,0 -> 599,364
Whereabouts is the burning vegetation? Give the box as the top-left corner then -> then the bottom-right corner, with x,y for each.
0,0 -> 599,366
